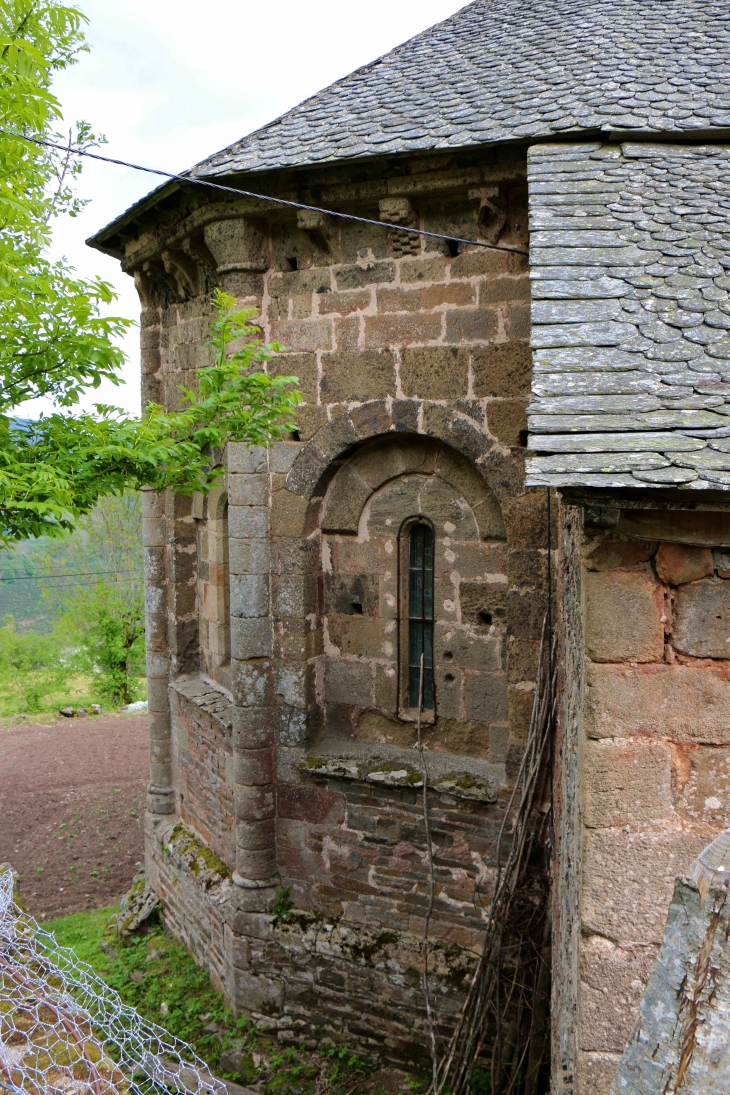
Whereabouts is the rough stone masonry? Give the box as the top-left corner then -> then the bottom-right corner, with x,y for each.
87,1 -> 730,1090
118,143 -> 545,1065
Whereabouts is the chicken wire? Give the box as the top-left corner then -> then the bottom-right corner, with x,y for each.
0,868 -> 226,1095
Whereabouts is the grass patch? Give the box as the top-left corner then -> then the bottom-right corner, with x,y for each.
46,905 -> 234,1073
44,904 -> 379,1093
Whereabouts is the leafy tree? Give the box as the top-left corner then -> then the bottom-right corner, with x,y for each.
0,0 -> 300,545
39,493 -> 145,704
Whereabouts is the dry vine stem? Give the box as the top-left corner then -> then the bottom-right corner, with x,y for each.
431,617 -> 555,1095
416,653 -> 439,1091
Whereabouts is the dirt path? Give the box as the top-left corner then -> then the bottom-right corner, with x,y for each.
0,712 -> 149,919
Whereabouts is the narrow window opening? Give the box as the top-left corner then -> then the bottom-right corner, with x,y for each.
351,602 -> 363,615
285,256 -> 298,271
446,239 -> 460,258
408,523 -> 435,710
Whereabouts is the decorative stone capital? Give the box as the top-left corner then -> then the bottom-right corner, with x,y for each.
203,218 -> 269,273
146,784 -> 175,815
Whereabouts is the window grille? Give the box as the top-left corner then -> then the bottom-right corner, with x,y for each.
408,522 -> 435,710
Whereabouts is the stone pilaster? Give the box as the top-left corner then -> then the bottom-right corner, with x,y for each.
143,488 -> 174,815
227,442 -> 279,902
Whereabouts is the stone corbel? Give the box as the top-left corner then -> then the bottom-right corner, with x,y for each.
296,208 -> 334,252
379,197 -> 420,257
161,248 -> 200,299
469,186 -> 509,245
203,218 -> 269,274
181,234 -> 218,276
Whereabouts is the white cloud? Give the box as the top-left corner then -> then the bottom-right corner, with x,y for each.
32,0 -> 467,416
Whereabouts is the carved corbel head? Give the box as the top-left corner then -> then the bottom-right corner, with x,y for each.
296,208 -> 334,253
161,249 -> 200,300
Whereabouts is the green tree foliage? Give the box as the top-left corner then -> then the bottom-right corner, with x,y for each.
40,492 -> 145,704
0,614 -> 66,711
0,1 -> 300,545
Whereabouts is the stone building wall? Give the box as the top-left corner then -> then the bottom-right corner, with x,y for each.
554,504 -> 730,1095
128,145 -> 551,1056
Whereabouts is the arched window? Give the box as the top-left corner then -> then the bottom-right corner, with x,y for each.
406,522 -> 435,712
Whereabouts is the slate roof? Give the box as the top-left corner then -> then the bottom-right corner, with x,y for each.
525,142 -> 730,491
190,0 -> 730,179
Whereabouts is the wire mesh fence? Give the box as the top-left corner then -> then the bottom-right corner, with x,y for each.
0,867 -> 226,1095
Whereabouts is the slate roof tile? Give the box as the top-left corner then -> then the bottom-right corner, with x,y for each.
185,0 -> 730,180
527,142 -> 730,490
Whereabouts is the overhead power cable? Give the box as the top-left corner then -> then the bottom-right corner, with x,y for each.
0,569 -> 139,582
0,128 -> 529,257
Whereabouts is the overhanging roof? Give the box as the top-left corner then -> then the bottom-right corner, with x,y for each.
90,0 -> 730,250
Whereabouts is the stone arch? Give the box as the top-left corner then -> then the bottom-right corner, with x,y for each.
321,436 -> 505,540
285,399 -> 511,506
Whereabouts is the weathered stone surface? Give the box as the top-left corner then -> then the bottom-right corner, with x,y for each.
673,579 -> 730,659
654,543 -> 713,586
582,828 -> 708,945
578,1053 -> 622,1095
673,745 -> 730,829
584,539 -> 655,572
616,510 -> 730,548
585,570 -> 664,663
609,880 -> 730,1095
528,431 -> 704,453
320,350 -> 396,403
472,343 -> 532,398
584,739 -> 673,829
486,399 -> 528,447
530,452 -> 669,473
586,663 -> 730,744
400,347 -> 469,400
579,936 -> 658,1053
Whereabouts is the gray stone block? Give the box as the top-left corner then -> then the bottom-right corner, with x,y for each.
231,574 -> 269,619
229,473 -> 268,507
229,538 -> 271,576
228,443 -> 267,474
229,506 -> 270,539
230,618 -> 272,659
673,579 -> 730,659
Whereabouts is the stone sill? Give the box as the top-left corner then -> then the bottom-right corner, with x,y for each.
300,738 -> 504,803
171,675 -> 233,731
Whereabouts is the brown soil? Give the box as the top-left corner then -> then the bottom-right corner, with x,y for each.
0,712 -> 149,919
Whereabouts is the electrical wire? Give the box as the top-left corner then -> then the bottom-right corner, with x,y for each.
0,569 -> 138,582
0,127 -> 529,257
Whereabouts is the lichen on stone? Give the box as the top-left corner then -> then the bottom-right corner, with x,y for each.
166,823 -> 232,887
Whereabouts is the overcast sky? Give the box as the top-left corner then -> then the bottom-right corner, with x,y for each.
40,0 -> 468,416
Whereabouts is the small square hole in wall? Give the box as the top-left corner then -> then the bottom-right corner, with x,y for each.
446,239 -> 460,258
351,602 -> 363,615
518,429 -> 529,448
289,429 -> 301,441
479,612 -> 493,626
285,257 -> 298,271
443,651 -> 454,661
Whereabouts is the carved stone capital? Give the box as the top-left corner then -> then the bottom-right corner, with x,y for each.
204,218 -> 269,273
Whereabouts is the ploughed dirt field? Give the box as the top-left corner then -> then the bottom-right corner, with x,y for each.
0,712 -> 148,919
